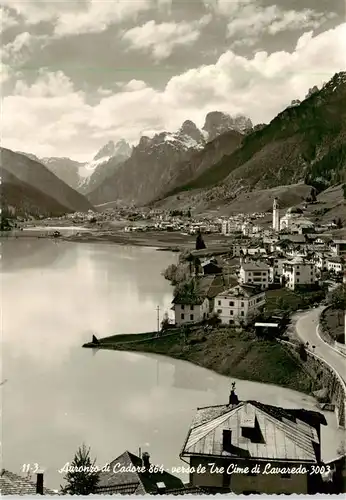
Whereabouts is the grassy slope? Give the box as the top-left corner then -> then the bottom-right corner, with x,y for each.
1,168 -> 71,217
94,327 -> 317,394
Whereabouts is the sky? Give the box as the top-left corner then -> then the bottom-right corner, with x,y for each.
1,0 -> 345,162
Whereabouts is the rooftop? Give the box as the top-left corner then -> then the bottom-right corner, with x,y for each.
96,451 -> 184,495
241,261 -> 270,271
0,470 -> 56,496
181,401 -> 326,463
218,284 -> 264,299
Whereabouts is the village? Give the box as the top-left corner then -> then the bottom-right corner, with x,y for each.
2,199 -> 346,496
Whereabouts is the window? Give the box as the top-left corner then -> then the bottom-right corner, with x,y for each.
218,300 -> 221,306
241,302 -> 244,307
229,319 -> 234,324
190,314 -> 194,320
297,279 -> 300,283
222,430 -> 233,452
190,305 -> 194,311
230,310 -> 234,315
181,305 -> 185,310
181,313 -> 184,319
217,309 -> 222,314
296,271 -> 300,275
229,301 -> 234,306
241,311 -> 244,316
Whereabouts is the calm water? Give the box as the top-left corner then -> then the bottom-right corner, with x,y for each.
1,238 -> 343,489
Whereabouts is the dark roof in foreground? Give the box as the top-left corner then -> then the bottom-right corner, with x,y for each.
96,451 -> 185,495
181,401 -> 327,463
0,470 -> 56,495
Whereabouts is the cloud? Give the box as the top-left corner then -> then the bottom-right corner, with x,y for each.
227,5 -> 332,46
2,23 -> 346,160
0,7 -> 19,33
1,32 -> 39,64
54,0 -> 153,36
122,15 -> 212,61
123,80 -> 148,91
0,0 -> 82,25
0,0 -> 166,36
202,0 -> 334,46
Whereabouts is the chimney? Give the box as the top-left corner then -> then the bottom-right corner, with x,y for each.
142,452 -> 150,472
36,472 -> 44,495
156,482 -> 166,494
229,382 -> 239,406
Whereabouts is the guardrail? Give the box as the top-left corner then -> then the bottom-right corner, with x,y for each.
319,306 -> 346,358
280,339 -> 346,429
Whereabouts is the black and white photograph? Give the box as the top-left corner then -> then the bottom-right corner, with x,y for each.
1,0 -> 346,496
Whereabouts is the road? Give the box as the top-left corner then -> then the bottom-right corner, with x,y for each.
294,306 -> 346,383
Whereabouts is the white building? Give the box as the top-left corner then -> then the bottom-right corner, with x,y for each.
172,296 -> 210,326
242,222 -> 253,236
272,198 -> 280,232
221,219 -> 242,235
239,260 -> 271,290
282,257 -> 316,290
214,285 -> 266,325
326,256 -> 344,274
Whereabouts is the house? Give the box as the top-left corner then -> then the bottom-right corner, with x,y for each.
265,255 -> 286,282
239,260 -> 271,290
214,285 -> 265,325
322,454 -> 346,494
282,257 -> 316,290
180,389 -> 327,495
172,278 -> 212,326
201,258 -> 223,276
0,470 -> 56,495
95,451 -> 194,495
172,292 -> 209,326
326,256 -> 344,274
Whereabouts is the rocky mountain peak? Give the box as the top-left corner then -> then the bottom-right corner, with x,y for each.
93,139 -> 132,162
203,111 -> 252,140
178,120 -> 204,144
114,139 -> 132,157
93,140 -> 116,161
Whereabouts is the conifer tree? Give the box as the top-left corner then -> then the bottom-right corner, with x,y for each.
60,444 -> 99,495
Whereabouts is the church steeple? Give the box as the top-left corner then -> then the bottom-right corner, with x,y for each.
273,197 -> 280,232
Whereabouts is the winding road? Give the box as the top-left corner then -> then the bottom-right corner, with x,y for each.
294,306 -> 346,383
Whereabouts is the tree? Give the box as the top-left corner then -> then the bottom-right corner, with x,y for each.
336,218 -> 343,229
160,312 -> 170,332
60,444 -> 100,495
0,210 -> 14,231
297,342 -> 307,361
195,231 -> 206,250
342,183 -> 346,201
328,284 -> 346,310
194,257 -> 201,277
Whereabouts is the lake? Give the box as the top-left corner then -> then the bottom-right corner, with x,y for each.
1,238 -> 344,490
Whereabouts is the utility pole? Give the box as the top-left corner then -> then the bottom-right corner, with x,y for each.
156,305 -> 160,335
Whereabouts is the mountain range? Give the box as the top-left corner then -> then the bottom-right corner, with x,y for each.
1,148 -> 94,217
87,111 -> 252,206
155,71 -> 346,211
3,73 -> 346,217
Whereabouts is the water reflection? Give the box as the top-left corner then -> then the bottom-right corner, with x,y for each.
1,238 -> 67,271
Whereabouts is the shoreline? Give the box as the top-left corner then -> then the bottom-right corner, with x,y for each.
82,326 -> 320,396
1,226 -> 231,251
